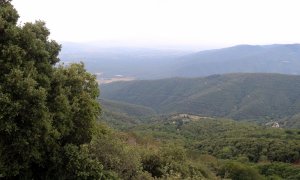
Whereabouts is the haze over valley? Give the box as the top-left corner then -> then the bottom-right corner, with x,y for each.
60,43 -> 300,82
60,42 -> 300,129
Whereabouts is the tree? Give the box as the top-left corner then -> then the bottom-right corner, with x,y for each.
219,161 -> 264,180
0,1 -> 102,178
89,129 -> 143,180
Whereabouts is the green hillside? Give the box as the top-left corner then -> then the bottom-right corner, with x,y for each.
101,73 -> 300,128
100,99 -> 156,129
101,99 -> 156,117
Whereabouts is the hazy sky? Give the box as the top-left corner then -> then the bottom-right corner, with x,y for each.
12,0 -> 300,48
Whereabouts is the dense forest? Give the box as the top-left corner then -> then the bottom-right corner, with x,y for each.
100,111 -> 300,179
101,73 -> 300,128
1,1 -> 300,179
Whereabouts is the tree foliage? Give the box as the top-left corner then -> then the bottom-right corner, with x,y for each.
89,129 -> 143,180
0,1 -> 101,178
219,161 -> 263,180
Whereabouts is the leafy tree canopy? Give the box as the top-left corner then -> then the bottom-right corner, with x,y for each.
0,1 -> 102,178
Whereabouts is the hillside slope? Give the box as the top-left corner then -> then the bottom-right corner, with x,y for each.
173,44 -> 300,77
101,73 -> 300,127
100,99 -> 156,129
101,99 -> 156,117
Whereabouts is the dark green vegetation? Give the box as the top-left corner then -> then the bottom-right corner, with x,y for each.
131,115 -> 300,164
101,99 -> 156,118
100,113 -> 300,179
0,1 -> 102,178
101,73 -> 300,128
100,99 -> 155,129
2,1 -> 300,179
60,43 -> 300,79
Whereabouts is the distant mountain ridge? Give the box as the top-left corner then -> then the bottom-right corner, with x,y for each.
101,73 -> 300,128
172,44 -> 300,77
60,43 -> 300,79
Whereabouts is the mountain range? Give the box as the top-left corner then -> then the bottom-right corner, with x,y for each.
172,44 -> 300,77
60,43 -> 300,79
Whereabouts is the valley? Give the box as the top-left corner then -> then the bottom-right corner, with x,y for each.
60,43 -> 300,80
99,73 -> 300,179
3,0 -> 300,179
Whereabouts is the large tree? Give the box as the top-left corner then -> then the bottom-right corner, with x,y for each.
0,0 -> 103,178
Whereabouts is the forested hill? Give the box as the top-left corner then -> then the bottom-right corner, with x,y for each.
101,73 -> 300,127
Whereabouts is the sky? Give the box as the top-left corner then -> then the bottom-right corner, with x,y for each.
12,0 -> 300,49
